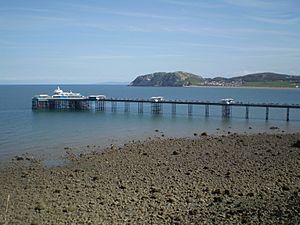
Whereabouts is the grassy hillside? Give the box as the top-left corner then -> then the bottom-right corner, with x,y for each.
242,81 -> 300,88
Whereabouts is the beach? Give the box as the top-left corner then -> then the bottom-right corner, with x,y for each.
0,133 -> 300,224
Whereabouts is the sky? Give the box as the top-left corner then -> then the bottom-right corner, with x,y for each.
1,0 -> 300,84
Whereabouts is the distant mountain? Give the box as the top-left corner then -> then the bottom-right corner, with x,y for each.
130,71 -> 204,87
203,72 -> 300,87
230,72 -> 300,82
208,72 -> 300,83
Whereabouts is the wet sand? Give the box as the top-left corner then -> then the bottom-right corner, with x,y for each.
0,133 -> 300,224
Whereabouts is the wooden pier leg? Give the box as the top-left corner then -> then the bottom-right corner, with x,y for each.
151,103 -> 156,114
85,101 -> 89,110
265,107 -> 269,120
138,102 -> 143,114
111,102 -> 117,112
124,102 -> 130,113
32,99 -> 38,109
160,103 -> 163,114
96,100 -> 103,111
172,103 -> 176,115
188,104 -> 192,116
286,107 -> 290,121
151,102 -> 162,114
222,105 -> 225,117
99,101 -> 106,111
246,106 -> 249,119
205,104 -> 209,117
222,105 -> 231,118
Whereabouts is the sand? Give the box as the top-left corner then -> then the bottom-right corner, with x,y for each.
0,133 -> 300,224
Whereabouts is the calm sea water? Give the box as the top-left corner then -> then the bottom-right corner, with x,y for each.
0,85 -> 299,164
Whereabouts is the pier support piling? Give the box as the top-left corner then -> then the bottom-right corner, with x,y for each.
188,104 -> 193,116
124,102 -> 130,113
246,106 -> 249,119
151,102 -> 162,115
265,107 -> 269,120
99,100 -> 106,111
286,107 -> 290,121
205,104 -> 209,117
89,101 -> 96,111
111,102 -> 117,112
172,103 -> 176,115
138,102 -> 143,114
222,105 -> 231,118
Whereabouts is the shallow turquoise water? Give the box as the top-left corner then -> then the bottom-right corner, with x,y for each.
0,85 -> 299,163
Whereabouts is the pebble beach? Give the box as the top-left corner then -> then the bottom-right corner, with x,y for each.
0,133 -> 300,224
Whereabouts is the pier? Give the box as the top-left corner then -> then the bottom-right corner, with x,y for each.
32,88 -> 300,121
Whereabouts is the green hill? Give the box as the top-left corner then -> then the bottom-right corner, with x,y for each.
130,71 -> 204,87
231,72 -> 300,82
206,72 -> 300,87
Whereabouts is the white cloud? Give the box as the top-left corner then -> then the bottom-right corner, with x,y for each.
223,0 -> 289,9
250,16 -> 299,25
180,42 -> 300,53
65,3 -> 181,20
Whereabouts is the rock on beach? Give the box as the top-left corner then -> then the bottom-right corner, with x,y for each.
0,133 -> 300,224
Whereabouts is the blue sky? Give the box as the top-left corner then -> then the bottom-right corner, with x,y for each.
1,0 -> 300,84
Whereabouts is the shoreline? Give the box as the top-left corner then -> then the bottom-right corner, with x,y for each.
1,132 -> 300,224
0,125 -> 296,168
184,85 -> 300,90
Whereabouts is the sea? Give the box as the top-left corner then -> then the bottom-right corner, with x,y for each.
0,85 -> 299,166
